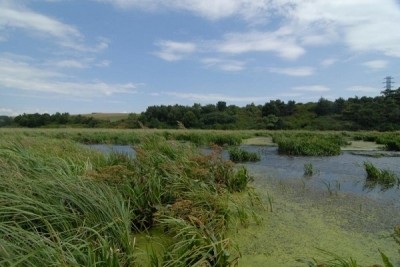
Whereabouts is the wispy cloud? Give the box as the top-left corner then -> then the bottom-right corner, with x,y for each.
216,30 -> 305,60
166,92 -> 268,103
288,0 -> 400,57
99,0 -> 400,59
45,58 -> 111,69
320,58 -> 337,67
0,56 -> 138,97
201,58 -> 246,72
269,66 -> 314,76
362,60 -> 388,70
347,85 -> 380,93
0,2 -> 108,52
154,40 -> 196,61
96,0 -> 271,21
292,85 -> 330,92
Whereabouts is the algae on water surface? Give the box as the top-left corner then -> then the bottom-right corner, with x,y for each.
233,174 -> 400,267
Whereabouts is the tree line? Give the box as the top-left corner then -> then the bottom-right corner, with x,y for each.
2,87 -> 400,130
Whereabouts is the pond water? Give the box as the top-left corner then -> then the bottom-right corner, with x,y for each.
87,144 -> 400,204
86,144 -> 136,158
239,145 -> 400,206
87,143 -> 400,265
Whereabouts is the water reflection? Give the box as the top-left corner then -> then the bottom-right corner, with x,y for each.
238,145 -> 400,205
88,144 -> 400,205
86,144 -> 136,158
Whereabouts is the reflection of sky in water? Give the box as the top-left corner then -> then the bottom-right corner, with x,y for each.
238,146 -> 400,206
86,144 -> 136,158
88,144 -> 400,205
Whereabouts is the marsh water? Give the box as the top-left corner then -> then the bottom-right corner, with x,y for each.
88,144 -> 400,266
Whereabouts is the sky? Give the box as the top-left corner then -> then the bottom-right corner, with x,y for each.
1,0 -> 400,116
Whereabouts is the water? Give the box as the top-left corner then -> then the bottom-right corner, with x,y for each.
88,144 -> 400,204
87,143 -> 400,265
240,145 -> 400,205
86,144 -> 136,158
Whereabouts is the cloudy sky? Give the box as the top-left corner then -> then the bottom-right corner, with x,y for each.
1,0 -> 400,116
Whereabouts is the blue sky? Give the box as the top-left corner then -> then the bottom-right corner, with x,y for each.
1,0 -> 400,116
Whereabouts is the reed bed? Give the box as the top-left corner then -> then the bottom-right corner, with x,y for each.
0,133 -> 259,266
273,132 -> 346,156
228,147 -> 260,163
363,161 -> 399,190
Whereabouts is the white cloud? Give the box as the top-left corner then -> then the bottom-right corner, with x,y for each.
46,58 -> 111,69
0,56 -> 138,97
96,0 -> 271,21
320,58 -> 337,67
0,2 -> 108,53
48,59 -> 88,69
269,66 -> 314,76
154,40 -> 196,61
347,85 -> 380,93
98,0 -> 400,58
292,85 -> 330,92
217,30 -> 305,60
0,108 -> 16,116
201,58 -> 246,72
166,92 -> 268,103
362,60 -> 388,70
287,0 -> 400,57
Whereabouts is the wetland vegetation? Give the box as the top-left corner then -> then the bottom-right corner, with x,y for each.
0,128 -> 399,266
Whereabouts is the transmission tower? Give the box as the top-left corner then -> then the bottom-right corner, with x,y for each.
383,76 -> 394,90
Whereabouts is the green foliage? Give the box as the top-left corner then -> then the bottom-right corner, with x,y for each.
304,162 -> 314,176
226,167 -> 254,192
7,87 -> 400,130
0,134 -> 259,267
274,133 -> 343,156
228,147 -> 260,163
363,161 -> 399,189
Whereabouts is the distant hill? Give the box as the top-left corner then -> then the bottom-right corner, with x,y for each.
82,113 -> 130,122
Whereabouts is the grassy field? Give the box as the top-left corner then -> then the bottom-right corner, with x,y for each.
0,128 -> 399,266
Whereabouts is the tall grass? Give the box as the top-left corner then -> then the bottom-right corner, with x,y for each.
273,133 -> 344,156
228,147 -> 260,163
0,142 -> 135,266
0,134 -> 258,266
363,161 -> 399,189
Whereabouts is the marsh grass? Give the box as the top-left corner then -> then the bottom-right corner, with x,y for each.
363,161 -> 399,189
304,163 -> 314,176
228,147 -> 260,163
0,144 -> 135,266
0,133 -> 258,266
273,133 -> 344,156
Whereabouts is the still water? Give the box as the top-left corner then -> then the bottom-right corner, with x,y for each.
238,145 -> 400,205
87,143 -> 400,265
87,144 -> 400,205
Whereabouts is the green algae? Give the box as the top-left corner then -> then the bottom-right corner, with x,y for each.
232,175 -> 400,267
